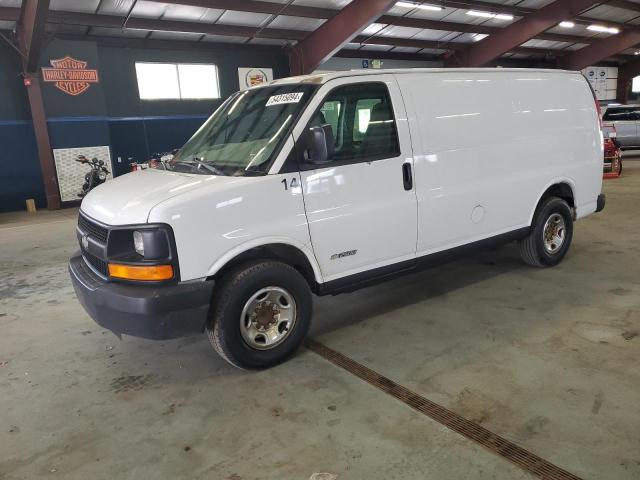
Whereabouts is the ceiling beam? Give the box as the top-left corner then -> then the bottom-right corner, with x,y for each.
445,0 -> 630,31
0,5 -> 632,65
375,15 -> 595,45
0,6 -> 597,55
447,0 -> 604,67
353,35 -> 566,57
559,29 -> 640,69
607,0 -> 640,13
144,0 -> 601,46
288,0 -> 396,75
16,0 -> 49,72
0,7 -> 19,21
37,9 -> 308,40
334,49 -> 442,63
144,0 -> 336,19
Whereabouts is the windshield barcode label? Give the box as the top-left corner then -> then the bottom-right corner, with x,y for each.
266,92 -> 304,106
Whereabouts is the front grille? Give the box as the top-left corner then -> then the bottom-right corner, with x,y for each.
83,251 -> 108,277
78,213 -> 108,243
72,255 -> 102,290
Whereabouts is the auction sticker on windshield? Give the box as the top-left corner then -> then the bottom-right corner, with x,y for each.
266,92 -> 304,106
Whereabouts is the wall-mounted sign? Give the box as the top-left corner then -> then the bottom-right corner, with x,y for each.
238,67 -> 273,91
41,56 -> 99,96
583,66 -> 617,101
361,59 -> 383,69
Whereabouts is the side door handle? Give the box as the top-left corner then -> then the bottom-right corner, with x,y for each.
402,162 -> 413,191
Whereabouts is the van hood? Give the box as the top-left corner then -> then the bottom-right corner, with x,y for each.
80,169 -> 236,225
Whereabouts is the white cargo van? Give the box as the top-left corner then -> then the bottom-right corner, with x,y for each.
69,68 -> 605,369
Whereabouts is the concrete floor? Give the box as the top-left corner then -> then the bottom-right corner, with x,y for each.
1,164 -> 639,480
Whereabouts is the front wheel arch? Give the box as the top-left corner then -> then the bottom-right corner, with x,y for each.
211,243 -> 321,294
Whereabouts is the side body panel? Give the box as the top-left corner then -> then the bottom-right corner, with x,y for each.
396,70 -> 602,257
293,75 -> 418,282
147,169 -> 319,283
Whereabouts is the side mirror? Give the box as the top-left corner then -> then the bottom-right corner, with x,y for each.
305,124 -> 335,164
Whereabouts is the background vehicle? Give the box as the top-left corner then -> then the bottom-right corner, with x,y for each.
602,122 -> 622,176
70,69 -> 605,370
601,104 -> 640,149
76,155 -> 110,198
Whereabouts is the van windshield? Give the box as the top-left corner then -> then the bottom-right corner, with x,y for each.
170,84 -> 316,176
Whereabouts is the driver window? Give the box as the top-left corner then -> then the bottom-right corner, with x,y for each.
309,82 -> 400,163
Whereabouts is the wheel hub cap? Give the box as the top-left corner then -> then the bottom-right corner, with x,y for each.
543,213 -> 566,254
240,287 -> 296,350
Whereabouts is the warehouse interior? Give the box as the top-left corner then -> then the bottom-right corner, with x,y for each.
1,1 -> 639,479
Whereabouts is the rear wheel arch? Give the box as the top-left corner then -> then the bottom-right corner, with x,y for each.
530,181 -> 576,225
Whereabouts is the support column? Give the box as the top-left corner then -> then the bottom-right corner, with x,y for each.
24,74 -> 60,210
17,0 -> 60,209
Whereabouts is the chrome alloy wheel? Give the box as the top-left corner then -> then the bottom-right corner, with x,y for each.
542,213 -> 566,254
240,287 -> 297,350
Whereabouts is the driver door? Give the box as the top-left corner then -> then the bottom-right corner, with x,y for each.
296,77 -> 418,282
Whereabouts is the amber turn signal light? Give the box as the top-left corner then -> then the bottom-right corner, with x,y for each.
108,263 -> 174,281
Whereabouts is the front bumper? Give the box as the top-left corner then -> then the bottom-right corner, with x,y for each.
596,193 -> 606,213
69,251 -> 214,339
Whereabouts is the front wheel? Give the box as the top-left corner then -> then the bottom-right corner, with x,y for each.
207,260 -> 312,370
518,197 -> 573,267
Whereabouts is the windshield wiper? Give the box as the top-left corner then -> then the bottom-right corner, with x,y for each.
174,158 -> 226,176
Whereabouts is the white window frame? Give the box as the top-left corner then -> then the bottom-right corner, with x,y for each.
135,62 -> 221,100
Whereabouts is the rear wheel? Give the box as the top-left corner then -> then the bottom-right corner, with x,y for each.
207,260 -> 312,370
519,196 -> 573,267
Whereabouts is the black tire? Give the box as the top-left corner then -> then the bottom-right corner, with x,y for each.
518,196 -> 573,268
206,260 -> 312,370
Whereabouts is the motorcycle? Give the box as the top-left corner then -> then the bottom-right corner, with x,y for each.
76,155 -> 110,198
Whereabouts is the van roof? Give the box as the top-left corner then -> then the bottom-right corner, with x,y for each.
268,68 -> 581,86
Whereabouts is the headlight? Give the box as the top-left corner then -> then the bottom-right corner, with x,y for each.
105,225 -> 177,282
133,230 -> 144,256
98,172 -> 107,180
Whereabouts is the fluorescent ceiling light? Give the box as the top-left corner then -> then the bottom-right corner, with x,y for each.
467,10 -> 512,20
587,24 -> 619,34
559,21 -> 575,28
471,33 -> 488,42
467,10 -> 494,18
396,1 -> 442,10
417,4 -> 443,11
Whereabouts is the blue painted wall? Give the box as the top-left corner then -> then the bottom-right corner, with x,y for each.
0,41 -> 45,212
0,37 -> 289,212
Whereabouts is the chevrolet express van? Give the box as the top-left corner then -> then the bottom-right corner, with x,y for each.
69,68 -> 605,369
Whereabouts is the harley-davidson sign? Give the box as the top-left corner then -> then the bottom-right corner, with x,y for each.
41,56 -> 99,96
